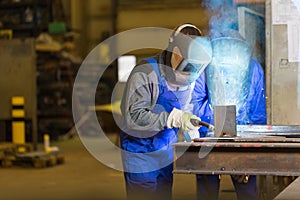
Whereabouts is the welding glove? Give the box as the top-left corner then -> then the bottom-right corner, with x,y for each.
167,108 -> 201,132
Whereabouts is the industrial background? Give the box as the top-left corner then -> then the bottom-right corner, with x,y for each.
0,0 -> 300,199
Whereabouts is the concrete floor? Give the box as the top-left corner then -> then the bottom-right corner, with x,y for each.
0,133 -> 237,200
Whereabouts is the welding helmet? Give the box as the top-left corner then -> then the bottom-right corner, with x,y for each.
166,35 -> 212,86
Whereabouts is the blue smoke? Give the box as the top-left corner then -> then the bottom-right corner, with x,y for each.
202,0 -> 233,10
201,0 -> 266,65
202,0 -> 238,39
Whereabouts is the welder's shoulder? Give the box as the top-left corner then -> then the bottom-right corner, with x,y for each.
131,59 -> 157,75
132,60 -> 161,79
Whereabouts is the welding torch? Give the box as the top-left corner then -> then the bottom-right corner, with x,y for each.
182,119 -> 215,142
190,118 -> 215,131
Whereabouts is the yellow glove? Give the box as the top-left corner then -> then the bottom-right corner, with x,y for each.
167,108 -> 201,132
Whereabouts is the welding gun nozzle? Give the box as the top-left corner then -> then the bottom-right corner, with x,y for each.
190,119 -> 215,131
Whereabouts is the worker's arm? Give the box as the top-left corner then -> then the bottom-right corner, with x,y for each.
188,72 -> 214,136
121,63 -> 168,133
191,72 -> 213,124
247,59 -> 267,125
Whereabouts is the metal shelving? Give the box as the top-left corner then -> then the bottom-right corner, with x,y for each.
0,0 -> 53,37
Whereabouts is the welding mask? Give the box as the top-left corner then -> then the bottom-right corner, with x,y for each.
166,36 -> 212,86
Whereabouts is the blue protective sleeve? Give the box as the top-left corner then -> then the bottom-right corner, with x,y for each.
246,59 -> 267,124
191,73 -> 213,135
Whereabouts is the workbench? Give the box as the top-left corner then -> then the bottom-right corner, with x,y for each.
173,125 -> 300,199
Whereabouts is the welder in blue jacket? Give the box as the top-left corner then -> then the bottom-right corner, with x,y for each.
191,29 -> 267,200
120,23 -> 212,200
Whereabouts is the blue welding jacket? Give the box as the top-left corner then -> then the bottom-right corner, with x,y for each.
120,57 -> 191,173
192,58 -> 267,136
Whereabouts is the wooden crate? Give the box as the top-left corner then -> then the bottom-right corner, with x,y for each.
0,143 -> 33,167
13,150 -> 65,168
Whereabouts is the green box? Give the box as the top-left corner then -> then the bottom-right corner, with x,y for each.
48,22 -> 66,35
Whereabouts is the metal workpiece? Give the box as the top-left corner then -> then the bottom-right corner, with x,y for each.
214,105 -> 236,137
237,125 -> 300,137
200,124 -> 300,138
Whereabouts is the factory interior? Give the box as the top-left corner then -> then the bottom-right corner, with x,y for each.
1,0 -> 300,199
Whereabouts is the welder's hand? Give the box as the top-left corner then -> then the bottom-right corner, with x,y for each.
167,108 -> 201,132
